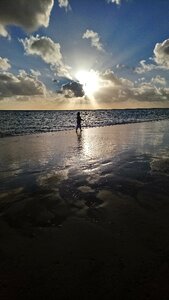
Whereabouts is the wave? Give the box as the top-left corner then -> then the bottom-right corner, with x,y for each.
1,108 -> 169,138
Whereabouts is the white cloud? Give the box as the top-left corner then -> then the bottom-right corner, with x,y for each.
83,30 -> 104,52
0,24 -> 8,38
0,70 -> 46,98
20,35 -> 72,79
135,59 -> 168,74
107,0 -> 121,5
21,36 -> 62,65
58,0 -> 70,10
30,69 -> 41,78
0,0 -> 54,37
135,60 -> 156,74
0,57 -> 11,71
100,69 -> 122,85
154,39 -> 169,68
135,39 -> 169,74
151,75 -> 166,86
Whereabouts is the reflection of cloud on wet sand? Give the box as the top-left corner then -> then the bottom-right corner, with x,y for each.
37,169 -> 69,189
1,121 -> 169,230
0,187 -> 24,209
78,185 -> 95,193
97,190 -> 114,202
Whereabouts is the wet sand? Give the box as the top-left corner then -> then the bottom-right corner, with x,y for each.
1,120 -> 169,299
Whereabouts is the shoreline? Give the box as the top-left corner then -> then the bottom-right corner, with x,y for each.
1,117 -> 169,139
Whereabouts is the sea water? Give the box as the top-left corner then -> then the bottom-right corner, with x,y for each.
1,108 -> 169,137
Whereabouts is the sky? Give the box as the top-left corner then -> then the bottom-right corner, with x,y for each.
0,0 -> 169,110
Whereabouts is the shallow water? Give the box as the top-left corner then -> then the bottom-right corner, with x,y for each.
1,108 -> 169,137
1,120 -> 169,227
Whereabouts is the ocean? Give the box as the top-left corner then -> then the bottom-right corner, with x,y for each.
1,108 -> 169,137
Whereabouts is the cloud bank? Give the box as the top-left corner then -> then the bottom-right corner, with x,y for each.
100,70 -> 168,104
21,35 -> 72,79
51,70 -> 169,108
1,68 -> 169,108
0,70 -> 46,99
83,30 -> 104,52
0,0 -> 54,37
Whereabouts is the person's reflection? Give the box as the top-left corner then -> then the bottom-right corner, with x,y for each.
77,131 -> 83,152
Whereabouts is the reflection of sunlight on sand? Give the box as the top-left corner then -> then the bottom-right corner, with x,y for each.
79,127 -> 118,160
138,121 -> 165,150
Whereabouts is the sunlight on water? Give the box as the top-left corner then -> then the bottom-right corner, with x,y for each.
1,109 -> 169,137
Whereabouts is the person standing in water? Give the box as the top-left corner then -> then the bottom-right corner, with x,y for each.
76,112 -> 83,133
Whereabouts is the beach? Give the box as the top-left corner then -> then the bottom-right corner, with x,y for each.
1,120 -> 169,299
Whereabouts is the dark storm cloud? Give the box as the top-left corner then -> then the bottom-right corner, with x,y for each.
58,81 -> 84,98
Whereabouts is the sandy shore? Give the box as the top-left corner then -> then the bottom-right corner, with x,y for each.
1,120 -> 169,299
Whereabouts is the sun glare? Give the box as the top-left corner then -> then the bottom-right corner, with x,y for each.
75,70 -> 99,97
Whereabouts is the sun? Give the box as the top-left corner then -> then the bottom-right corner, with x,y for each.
75,70 -> 99,97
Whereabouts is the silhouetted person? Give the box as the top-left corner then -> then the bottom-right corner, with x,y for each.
76,112 -> 83,133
